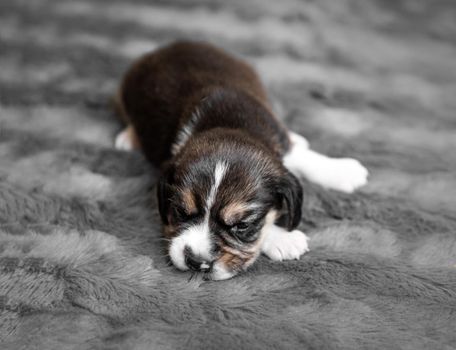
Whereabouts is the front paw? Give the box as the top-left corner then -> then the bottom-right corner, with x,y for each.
261,226 -> 310,261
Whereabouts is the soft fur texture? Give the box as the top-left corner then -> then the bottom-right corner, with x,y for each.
2,0 -> 456,349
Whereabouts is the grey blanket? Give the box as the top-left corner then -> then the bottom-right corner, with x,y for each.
1,0 -> 456,349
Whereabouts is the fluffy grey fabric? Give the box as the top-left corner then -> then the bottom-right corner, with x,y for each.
1,0 -> 456,349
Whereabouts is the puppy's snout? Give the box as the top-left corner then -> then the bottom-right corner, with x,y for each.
184,246 -> 212,272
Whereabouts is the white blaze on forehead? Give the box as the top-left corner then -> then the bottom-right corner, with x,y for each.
169,161 -> 228,270
206,161 -> 228,209
211,262 -> 235,281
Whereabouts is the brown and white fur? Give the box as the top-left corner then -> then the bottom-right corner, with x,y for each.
114,41 -> 368,280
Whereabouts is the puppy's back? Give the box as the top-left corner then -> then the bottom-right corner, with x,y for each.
119,41 -> 272,165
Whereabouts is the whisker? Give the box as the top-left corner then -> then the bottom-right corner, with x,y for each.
188,272 -> 197,282
155,252 -> 172,260
203,271 -> 212,281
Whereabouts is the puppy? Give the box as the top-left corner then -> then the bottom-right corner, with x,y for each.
114,41 -> 368,280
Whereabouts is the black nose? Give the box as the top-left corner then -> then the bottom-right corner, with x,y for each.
184,247 -> 212,272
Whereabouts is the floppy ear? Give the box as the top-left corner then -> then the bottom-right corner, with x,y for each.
276,171 -> 303,231
157,164 -> 175,225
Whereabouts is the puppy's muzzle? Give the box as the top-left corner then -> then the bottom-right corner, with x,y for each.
184,246 -> 213,272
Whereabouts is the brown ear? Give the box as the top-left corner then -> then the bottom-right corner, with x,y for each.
157,164 -> 175,225
275,171 -> 303,231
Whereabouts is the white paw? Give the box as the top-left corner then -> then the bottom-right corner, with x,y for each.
283,133 -> 368,193
114,129 -> 133,151
261,225 -> 309,261
210,262 -> 237,281
316,157 -> 368,193
289,131 -> 309,149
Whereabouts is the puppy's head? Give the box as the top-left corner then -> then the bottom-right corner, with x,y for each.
157,132 -> 302,280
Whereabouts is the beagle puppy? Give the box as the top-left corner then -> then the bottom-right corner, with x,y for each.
114,41 -> 368,280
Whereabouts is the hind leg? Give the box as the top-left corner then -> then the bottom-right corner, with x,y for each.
283,132 -> 368,193
113,86 -> 141,151
115,125 -> 141,151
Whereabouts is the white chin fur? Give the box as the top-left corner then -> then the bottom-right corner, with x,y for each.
210,262 -> 236,281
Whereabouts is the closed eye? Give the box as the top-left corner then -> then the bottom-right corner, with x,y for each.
231,222 -> 249,232
228,222 -> 255,242
174,206 -> 199,222
217,219 -> 248,232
